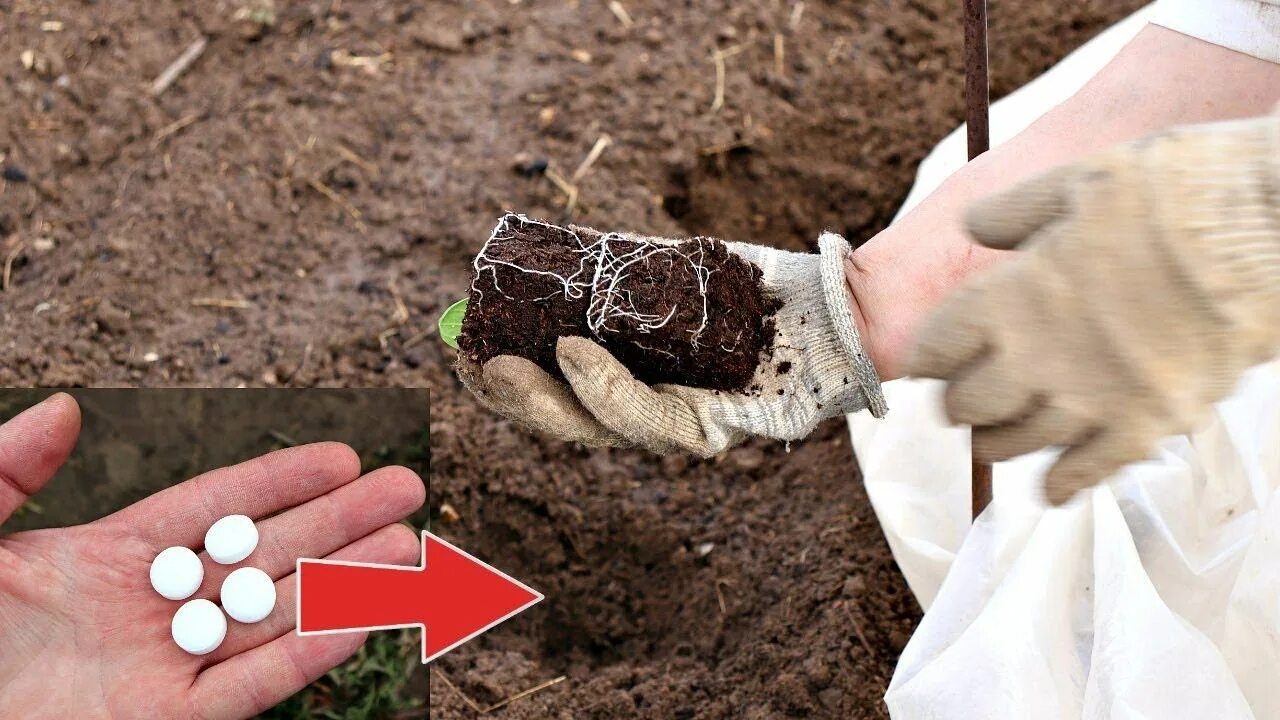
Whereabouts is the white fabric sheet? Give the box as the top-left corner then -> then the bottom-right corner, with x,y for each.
1153,0 -> 1280,64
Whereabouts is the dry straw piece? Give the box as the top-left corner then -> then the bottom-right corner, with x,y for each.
151,36 -> 208,96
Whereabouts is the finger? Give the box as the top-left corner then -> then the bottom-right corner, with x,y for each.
108,442 -> 361,551
194,465 -> 425,600
1043,425 -> 1155,506
190,623 -> 368,719
482,354 -> 627,448
905,288 -> 990,380
556,336 -> 710,455
0,393 -> 81,524
943,354 -> 1035,427
206,523 -> 421,663
964,164 -> 1079,249
971,403 -> 1089,463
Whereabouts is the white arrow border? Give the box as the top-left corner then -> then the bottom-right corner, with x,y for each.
295,530 -> 545,663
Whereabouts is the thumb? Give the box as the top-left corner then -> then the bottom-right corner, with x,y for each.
0,393 -> 81,525
964,164 -> 1078,250
481,354 -> 627,448
557,336 -> 710,455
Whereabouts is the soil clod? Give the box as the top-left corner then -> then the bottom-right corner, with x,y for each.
460,213 -> 780,391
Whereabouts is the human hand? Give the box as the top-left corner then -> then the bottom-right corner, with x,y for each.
0,394 -> 426,719
908,114 -> 1280,504
458,233 -> 887,456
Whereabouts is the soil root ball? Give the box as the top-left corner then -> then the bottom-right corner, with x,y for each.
460,213 -> 779,391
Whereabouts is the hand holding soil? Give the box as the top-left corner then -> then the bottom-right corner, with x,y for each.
456,213 -> 887,455
0,395 -> 426,719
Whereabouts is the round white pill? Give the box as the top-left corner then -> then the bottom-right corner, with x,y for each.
221,567 -> 276,623
149,546 -> 204,601
171,599 -> 227,655
204,514 -> 258,564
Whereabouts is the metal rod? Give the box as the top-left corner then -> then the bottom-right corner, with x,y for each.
963,0 -> 993,519
963,0 -> 991,159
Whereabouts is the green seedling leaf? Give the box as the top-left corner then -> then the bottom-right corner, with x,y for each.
438,297 -> 468,349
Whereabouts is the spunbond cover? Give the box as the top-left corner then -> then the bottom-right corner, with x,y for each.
852,370 -> 1280,719
847,5 -> 1280,718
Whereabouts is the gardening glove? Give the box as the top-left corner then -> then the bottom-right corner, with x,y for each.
457,232 -> 887,456
908,113 -> 1280,505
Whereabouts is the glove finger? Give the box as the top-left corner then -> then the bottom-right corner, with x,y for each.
465,354 -> 627,448
556,336 -> 712,456
905,286 -> 990,380
1042,424 -> 1155,506
965,164 -> 1080,249
971,402 -> 1089,463
943,353 -> 1034,426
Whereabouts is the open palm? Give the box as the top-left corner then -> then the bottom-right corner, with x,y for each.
0,394 -> 426,719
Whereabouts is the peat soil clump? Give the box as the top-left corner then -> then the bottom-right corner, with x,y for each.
459,213 -> 779,391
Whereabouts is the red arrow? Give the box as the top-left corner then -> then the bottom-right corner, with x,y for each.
296,531 -> 543,663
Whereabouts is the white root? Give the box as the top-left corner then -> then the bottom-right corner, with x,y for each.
471,212 -> 713,345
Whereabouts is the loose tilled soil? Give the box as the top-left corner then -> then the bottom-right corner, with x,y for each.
460,214 -> 779,390
0,1 -> 1145,717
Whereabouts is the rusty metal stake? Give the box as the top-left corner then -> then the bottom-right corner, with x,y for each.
964,0 -> 991,159
964,0 -> 993,519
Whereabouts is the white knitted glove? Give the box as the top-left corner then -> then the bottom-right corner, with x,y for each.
909,114 -> 1280,504
458,232 -> 886,456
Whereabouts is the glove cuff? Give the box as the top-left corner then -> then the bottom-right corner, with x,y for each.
818,232 -> 888,418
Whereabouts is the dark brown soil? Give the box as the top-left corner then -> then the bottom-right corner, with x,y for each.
0,1 -> 1145,717
460,213 -> 779,390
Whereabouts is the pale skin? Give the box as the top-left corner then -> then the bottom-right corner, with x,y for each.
0,394 -> 427,719
847,25 -> 1280,380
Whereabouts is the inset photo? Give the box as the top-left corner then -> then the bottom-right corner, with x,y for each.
0,389 -> 430,719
